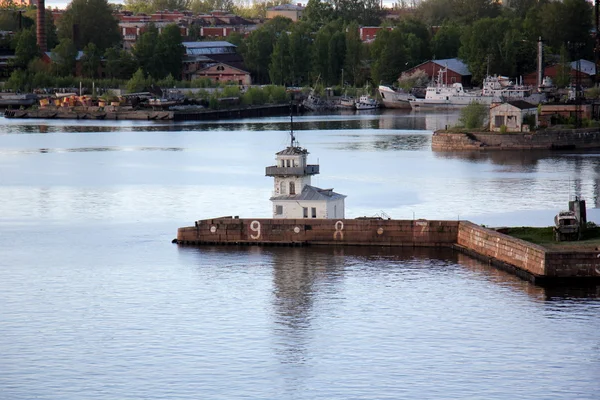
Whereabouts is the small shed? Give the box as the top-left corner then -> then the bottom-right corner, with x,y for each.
490,101 -> 538,132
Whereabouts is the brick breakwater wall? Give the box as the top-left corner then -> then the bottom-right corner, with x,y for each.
177,217 -> 600,281
432,128 -> 600,151
177,217 -> 459,247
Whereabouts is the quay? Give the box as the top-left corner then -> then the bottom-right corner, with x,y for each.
3,103 -> 296,121
176,217 -> 600,283
432,127 -> 600,151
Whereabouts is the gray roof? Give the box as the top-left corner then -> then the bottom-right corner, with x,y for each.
432,58 -> 471,76
570,59 -> 596,76
182,41 -> 236,49
270,185 -> 346,201
276,146 -> 308,155
506,100 -> 537,110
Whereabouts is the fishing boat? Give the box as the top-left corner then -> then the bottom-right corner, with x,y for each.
338,93 -> 356,109
355,94 -> 379,110
377,85 -> 414,109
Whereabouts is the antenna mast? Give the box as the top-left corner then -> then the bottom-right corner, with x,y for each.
289,102 -> 295,147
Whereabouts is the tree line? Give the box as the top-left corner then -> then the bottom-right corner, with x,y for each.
0,0 -> 596,91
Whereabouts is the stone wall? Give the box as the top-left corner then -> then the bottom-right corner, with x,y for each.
545,252 -> 600,278
178,218 -> 460,247
432,128 -> 600,151
456,221 -> 547,277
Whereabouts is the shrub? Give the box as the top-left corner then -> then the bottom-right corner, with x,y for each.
499,124 -> 507,134
457,101 -> 488,129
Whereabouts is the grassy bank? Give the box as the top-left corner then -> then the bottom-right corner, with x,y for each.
502,225 -> 600,250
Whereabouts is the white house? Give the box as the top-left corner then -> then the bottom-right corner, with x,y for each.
265,135 -> 346,219
490,100 -> 538,132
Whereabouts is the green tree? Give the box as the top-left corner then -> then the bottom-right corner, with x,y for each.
156,24 -> 185,79
241,17 -> 293,84
0,10 -> 34,31
132,23 -> 159,77
396,18 -> 431,67
371,29 -> 409,85
539,0 -> 593,58
288,22 -> 312,86
124,0 -> 191,13
126,67 -> 148,93
458,101 -> 488,129
344,21 -> 363,86
104,46 -> 137,79
190,0 -> 235,14
554,44 -> 571,88
51,38 -> 78,76
328,31 -> 346,86
81,42 -> 102,78
269,33 -> 291,85
303,0 -> 335,28
431,24 -> 462,60
57,0 -> 120,51
12,27 -> 39,69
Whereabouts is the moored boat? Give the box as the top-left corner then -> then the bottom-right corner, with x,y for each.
377,85 -> 414,109
355,94 -> 379,110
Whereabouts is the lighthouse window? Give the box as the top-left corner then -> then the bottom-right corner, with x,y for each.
286,159 -> 291,167
303,207 -> 308,218
311,207 -> 317,218
280,181 -> 286,194
289,182 -> 296,195
275,205 -> 283,215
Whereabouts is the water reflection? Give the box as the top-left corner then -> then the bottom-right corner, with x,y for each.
333,133 -> 430,152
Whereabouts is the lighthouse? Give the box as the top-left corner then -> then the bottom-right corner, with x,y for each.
265,124 -> 346,219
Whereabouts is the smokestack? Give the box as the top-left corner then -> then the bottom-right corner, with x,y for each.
537,37 -> 543,89
37,0 -> 46,52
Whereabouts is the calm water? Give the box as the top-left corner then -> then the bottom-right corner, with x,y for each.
1,109 -> 600,399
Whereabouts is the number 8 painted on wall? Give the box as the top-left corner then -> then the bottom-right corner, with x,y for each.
250,220 -> 261,240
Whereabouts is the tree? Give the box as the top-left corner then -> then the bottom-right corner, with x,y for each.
81,42 -> 102,78
155,24 -> 185,79
124,0 -> 191,13
371,29 -> 409,85
241,17 -> 293,84
190,0 -> 235,14
51,38 -> 78,76
12,27 -> 39,69
126,67 -> 148,93
303,0 -> 335,28
104,46 -> 137,79
431,24 -> 462,60
0,10 -> 34,31
269,33 -> 291,85
328,31 -> 346,86
344,22 -> 363,86
132,23 -> 159,77
57,0 -> 120,51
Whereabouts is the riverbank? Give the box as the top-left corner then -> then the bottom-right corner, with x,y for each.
176,217 -> 600,283
3,103 -> 298,121
432,127 -> 600,151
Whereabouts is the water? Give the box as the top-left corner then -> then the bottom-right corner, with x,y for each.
1,109 -> 600,399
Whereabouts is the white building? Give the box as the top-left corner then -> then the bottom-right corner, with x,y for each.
490,100 -> 538,132
265,134 -> 346,219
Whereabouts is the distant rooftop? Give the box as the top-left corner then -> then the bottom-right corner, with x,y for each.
432,58 -> 471,76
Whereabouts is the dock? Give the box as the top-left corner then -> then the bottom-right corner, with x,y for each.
176,217 -> 600,283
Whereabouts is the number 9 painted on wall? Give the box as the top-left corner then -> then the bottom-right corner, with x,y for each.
250,220 -> 261,240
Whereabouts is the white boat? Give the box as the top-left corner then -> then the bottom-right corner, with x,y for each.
377,85 -> 414,109
409,68 -> 492,109
355,94 -> 379,110
482,75 -> 546,104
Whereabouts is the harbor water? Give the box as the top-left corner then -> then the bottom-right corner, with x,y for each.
1,109 -> 599,399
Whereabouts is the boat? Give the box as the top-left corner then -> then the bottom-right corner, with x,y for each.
481,75 -> 546,104
302,89 -> 326,111
0,93 -> 38,107
338,93 -> 355,109
377,85 -> 414,109
409,68 -> 493,109
355,94 -> 379,110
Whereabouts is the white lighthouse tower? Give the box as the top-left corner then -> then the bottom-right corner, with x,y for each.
265,120 -> 346,219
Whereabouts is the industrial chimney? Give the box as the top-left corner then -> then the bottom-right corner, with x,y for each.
37,0 -> 46,52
